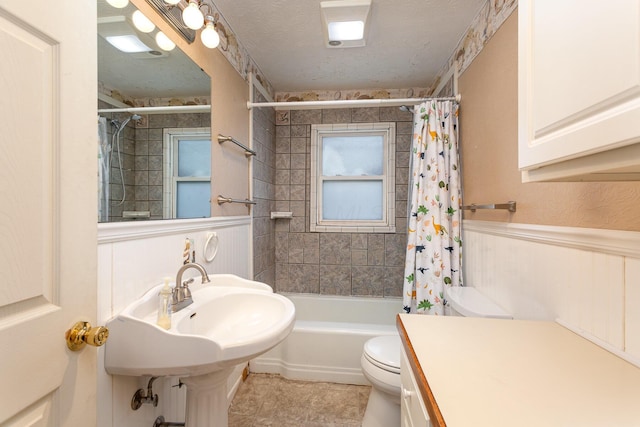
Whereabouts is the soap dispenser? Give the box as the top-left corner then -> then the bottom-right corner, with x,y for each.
157,277 -> 172,330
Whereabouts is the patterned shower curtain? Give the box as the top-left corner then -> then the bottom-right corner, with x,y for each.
402,100 -> 462,315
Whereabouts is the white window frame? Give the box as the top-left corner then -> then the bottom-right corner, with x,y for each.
310,122 -> 396,233
163,127 -> 212,219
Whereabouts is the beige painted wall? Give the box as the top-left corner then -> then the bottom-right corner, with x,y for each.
209,55 -> 252,217
459,9 -> 640,231
131,0 -> 250,216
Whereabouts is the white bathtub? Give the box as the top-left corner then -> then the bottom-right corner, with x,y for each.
250,293 -> 402,385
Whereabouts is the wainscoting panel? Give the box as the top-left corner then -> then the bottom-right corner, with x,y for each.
463,220 -> 638,357
97,217 -> 251,427
625,258 -> 640,358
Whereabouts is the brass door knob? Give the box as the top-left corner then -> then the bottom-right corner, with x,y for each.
65,321 -> 109,351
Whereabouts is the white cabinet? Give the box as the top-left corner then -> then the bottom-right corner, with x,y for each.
400,346 -> 431,427
518,0 -> 640,182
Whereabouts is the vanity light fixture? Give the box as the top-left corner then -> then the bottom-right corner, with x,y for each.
320,0 -> 372,48
105,0 -> 221,51
155,31 -> 176,51
149,0 -> 221,49
106,0 -> 129,8
180,0 -> 219,48
132,10 -> 156,33
200,15 -> 220,48
181,0 -> 204,30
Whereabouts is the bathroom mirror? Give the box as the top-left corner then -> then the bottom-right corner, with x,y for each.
97,0 -> 211,223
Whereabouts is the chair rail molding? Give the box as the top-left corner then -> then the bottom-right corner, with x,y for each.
463,220 -> 640,259
98,216 -> 251,244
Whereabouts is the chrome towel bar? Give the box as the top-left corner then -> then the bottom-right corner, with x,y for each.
216,196 -> 256,206
217,134 -> 256,157
462,201 -> 516,213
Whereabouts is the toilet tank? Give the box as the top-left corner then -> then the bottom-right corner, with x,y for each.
445,287 -> 512,319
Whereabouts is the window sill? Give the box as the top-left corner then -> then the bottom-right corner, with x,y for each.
311,224 -> 396,233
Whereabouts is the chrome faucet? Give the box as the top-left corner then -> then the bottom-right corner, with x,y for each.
172,262 -> 210,312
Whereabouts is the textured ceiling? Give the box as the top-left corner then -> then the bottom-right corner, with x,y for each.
97,0 -> 486,99
97,0 -> 210,100
211,0 -> 486,92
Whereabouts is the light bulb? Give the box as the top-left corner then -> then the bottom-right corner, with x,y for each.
182,1 -> 204,30
200,21 -> 220,48
132,11 -> 155,33
164,0 -> 181,4
106,0 -> 129,8
155,31 -> 175,51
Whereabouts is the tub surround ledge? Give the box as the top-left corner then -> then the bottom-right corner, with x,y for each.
397,314 -> 640,427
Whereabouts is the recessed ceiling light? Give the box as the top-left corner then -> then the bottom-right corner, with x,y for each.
328,20 -> 365,41
105,35 -> 152,53
98,15 -> 167,56
320,0 -> 371,48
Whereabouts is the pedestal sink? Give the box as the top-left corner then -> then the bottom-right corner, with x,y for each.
105,274 -> 295,427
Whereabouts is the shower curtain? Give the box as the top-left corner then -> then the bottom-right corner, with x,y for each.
402,100 -> 462,315
97,116 -> 109,222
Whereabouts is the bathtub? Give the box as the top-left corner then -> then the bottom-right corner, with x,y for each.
250,294 -> 402,385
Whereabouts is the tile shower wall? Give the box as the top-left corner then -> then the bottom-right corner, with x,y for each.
133,113 -> 210,220
252,88 -> 277,285
274,107 -> 413,296
98,101 -> 209,221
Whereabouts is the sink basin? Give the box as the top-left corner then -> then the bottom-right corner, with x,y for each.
104,274 -> 295,377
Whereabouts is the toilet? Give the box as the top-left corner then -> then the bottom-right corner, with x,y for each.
444,286 -> 512,319
360,286 -> 511,427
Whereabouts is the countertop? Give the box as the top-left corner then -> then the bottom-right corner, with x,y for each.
397,314 -> 640,427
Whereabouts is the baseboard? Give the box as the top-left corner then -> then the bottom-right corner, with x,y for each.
226,363 -> 248,407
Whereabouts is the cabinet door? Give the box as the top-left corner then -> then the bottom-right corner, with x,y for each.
400,347 -> 431,427
518,0 -> 640,176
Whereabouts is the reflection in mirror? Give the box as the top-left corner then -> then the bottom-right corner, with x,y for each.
164,128 -> 212,218
97,0 -> 211,223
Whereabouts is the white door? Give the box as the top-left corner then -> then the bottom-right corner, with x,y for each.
0,0 -> 98,425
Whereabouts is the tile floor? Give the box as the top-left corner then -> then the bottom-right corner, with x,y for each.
228,373 -> 371,427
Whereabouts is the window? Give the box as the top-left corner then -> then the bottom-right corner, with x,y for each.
163,128 -> 211,219
310,123 -> 396,233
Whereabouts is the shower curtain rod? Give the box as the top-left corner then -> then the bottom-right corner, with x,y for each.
246,94 -> 461,110
97,105 -> 211,115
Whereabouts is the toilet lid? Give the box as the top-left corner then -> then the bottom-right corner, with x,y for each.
446,286 -> 512,319
363,335 -> 401,373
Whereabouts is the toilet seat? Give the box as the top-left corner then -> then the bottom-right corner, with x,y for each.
363,335 -> 401,374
